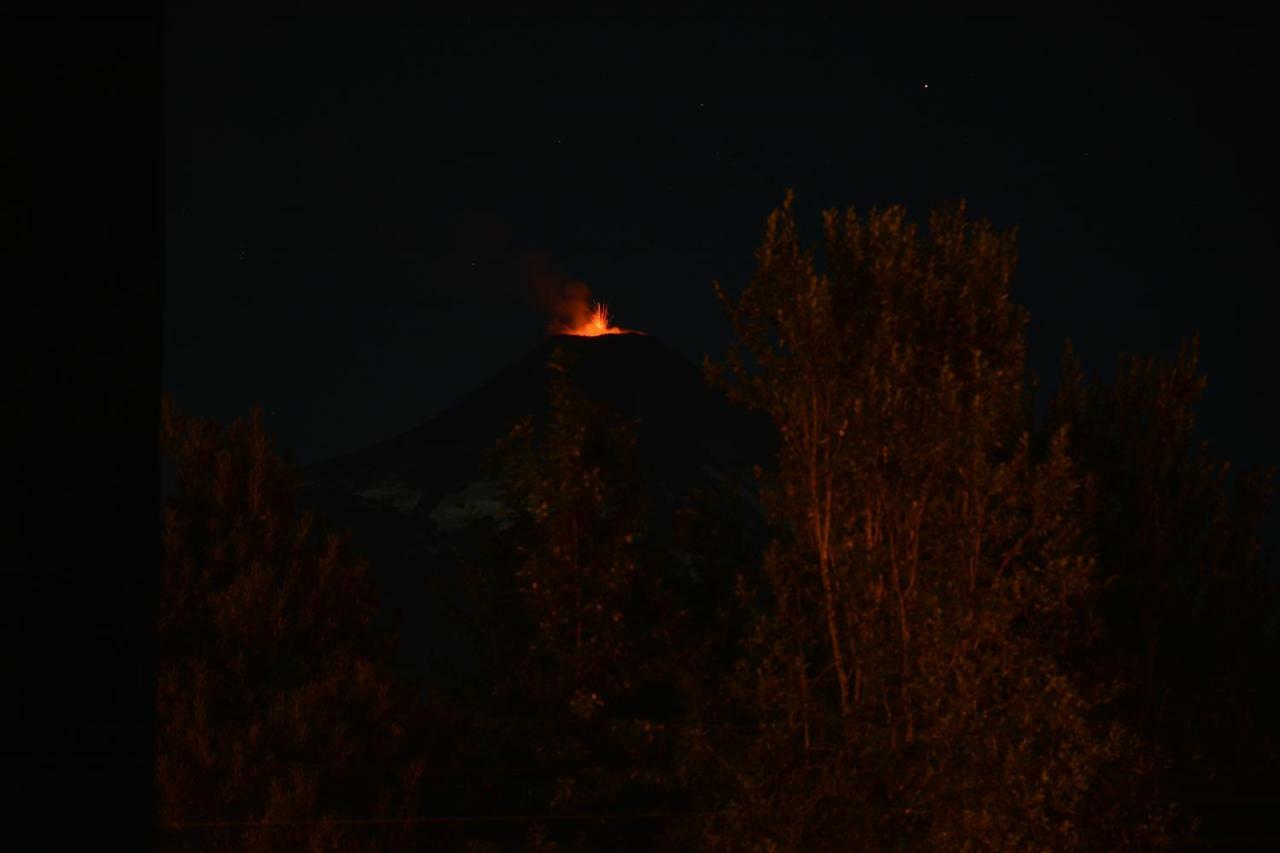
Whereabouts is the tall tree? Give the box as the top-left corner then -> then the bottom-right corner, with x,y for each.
457,349 -> 685,850
699,193 -> 1169,850
1048,339 -> 1278,842
157,398 -> 423,852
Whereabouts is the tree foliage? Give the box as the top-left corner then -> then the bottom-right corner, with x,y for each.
699,193 -> 1171,850
157,397 -> 423,852
454,349 -> 686,850
1049,339 -> 1278,841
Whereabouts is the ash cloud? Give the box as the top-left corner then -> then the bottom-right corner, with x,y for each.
434,210 -> 598,332
520,252 -> 595,332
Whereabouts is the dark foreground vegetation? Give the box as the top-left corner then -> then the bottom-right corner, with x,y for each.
158,195 -> 1276,851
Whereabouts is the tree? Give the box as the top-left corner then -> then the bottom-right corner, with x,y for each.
497,351 -> 650,721
454,348 -> 686,851
698,193 -> 1170,850
157,397 -> 423,852
1048,339 -> 1279,842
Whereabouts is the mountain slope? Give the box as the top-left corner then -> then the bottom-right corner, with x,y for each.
296,333 -> 773,678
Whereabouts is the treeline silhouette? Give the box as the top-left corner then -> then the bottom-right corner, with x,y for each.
158,195 -> 1276,851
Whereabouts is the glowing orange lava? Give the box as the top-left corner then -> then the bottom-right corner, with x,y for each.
558,302 -> 633,336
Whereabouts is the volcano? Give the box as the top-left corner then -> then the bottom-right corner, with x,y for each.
296,333 -> 773,679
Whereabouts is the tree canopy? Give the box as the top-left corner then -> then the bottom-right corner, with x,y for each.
158,398 -> 423,852
699,193 -> 1172,850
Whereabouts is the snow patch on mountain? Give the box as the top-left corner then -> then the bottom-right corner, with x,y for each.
356,481 -> 422,515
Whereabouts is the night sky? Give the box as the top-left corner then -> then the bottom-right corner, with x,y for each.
165,16 -> 1278,500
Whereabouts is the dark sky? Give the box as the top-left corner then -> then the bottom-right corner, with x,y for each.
165,16 -> 1278,495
